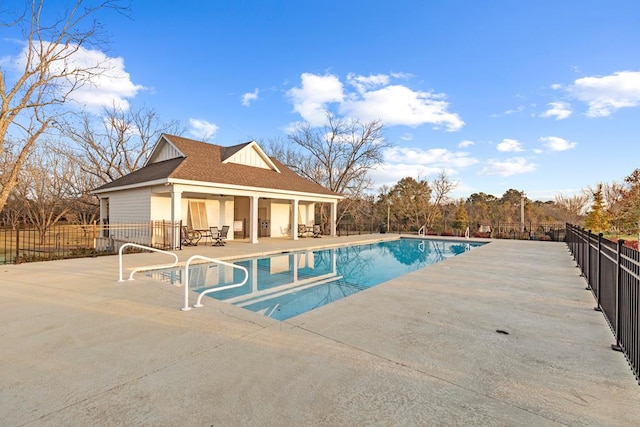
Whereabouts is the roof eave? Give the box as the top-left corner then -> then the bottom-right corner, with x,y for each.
168,178 -> 343,200
91,178 -> 170,195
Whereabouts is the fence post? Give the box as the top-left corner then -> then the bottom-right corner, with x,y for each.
15,225 -> 20,264
594,233 -> 602,312
571,225 -> 577,261
611,239 -> 623,352
585,230 -> 592,289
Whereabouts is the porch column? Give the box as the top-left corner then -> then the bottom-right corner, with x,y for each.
330,200 -> 337,237
250,195 -> 259,243
292,199 -> 299,240
171,188 -> 182,249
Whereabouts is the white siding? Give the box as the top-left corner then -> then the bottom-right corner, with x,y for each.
151,195 -> 172,220
109,188 -> 151,223
270,201 -> 291,237
227,146 -> 270,169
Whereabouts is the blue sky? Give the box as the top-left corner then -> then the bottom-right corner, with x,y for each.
3,1 -> 640,200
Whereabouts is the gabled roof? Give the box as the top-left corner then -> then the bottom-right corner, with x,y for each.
221,140 -> 281,173
93,134 -> 341,198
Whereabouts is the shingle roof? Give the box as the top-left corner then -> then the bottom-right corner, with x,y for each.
94,134 -> 341,198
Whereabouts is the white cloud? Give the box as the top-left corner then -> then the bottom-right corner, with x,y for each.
343,84 -> 464,131
241,89 -> 259,107
540,101 -> 572,120
8,41 -> 144,112
370,146 -> 477,189
188,118 -> 219,139
551,83 -> 563,90
480,157 -> 537,177
346,73 -> 390,92
496,138 -> 524,152
384,146 -> 478,168
540,136 -> 577,151
370,163 -> 444,188
399,133 -> 413,141
286,73 -> 344,125
458,140 -> 474,148
287,72 -> 464,131
504,105 -> 526,115
568,70 -> 640,117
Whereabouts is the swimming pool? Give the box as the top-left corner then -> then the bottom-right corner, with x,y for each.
146,238 -> 483,320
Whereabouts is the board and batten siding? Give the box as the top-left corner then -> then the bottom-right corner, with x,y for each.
227,146 -> 270,169
148,141 -> 183,164
109,188 -> 152,223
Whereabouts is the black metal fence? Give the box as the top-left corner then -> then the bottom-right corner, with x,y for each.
0,221 -> 181,264
491,222 -> 566,241
337,220 -> 566,241
566,224 -> 640,384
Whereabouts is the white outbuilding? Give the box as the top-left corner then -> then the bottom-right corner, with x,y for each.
92,134 -> 342,248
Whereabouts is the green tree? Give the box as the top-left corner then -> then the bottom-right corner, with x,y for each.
584,184 -> 610,233
388,177 -> 432,231
615,169 -> 640,235
452,201 -> 469,233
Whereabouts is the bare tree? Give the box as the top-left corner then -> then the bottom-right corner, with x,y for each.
0,0 -> 128,212
288,111 -> 388,195
0,192 -> 24,228
288,110 -> 389,229
13,145 -> 76,243
58,104 -> 183,185
424,170 -> 457,231
553,193 -> 589,224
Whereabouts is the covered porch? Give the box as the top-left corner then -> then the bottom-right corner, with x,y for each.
98,182 -> 339,248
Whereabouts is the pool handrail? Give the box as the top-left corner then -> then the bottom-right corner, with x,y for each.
118,243 -> 179,282
182,255 -> 249,311
418,226 -> 425,236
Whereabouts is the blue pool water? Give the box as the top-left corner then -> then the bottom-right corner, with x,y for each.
147,238 -> 483,320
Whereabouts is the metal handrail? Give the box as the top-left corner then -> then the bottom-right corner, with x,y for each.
118,243 -> 179,282
181,255 -> 249,311
418,226 -> 425,236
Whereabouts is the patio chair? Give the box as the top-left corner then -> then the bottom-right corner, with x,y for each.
312,224 -> 322,238
181,226 -> 201,246
218,225 -> 230,246
210,226 -> 221,246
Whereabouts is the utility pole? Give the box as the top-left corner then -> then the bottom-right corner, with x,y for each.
520,192 -> 526,233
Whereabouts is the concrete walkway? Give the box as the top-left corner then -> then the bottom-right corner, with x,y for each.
1,235 -> 639,426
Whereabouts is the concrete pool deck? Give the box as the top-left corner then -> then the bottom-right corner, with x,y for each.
1,235 -> 639,426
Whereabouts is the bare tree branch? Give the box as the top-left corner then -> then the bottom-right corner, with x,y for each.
0,0 -> 129,212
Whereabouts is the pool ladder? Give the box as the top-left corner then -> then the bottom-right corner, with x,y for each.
181,255 -> 248,311
117,244 -> 248,311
